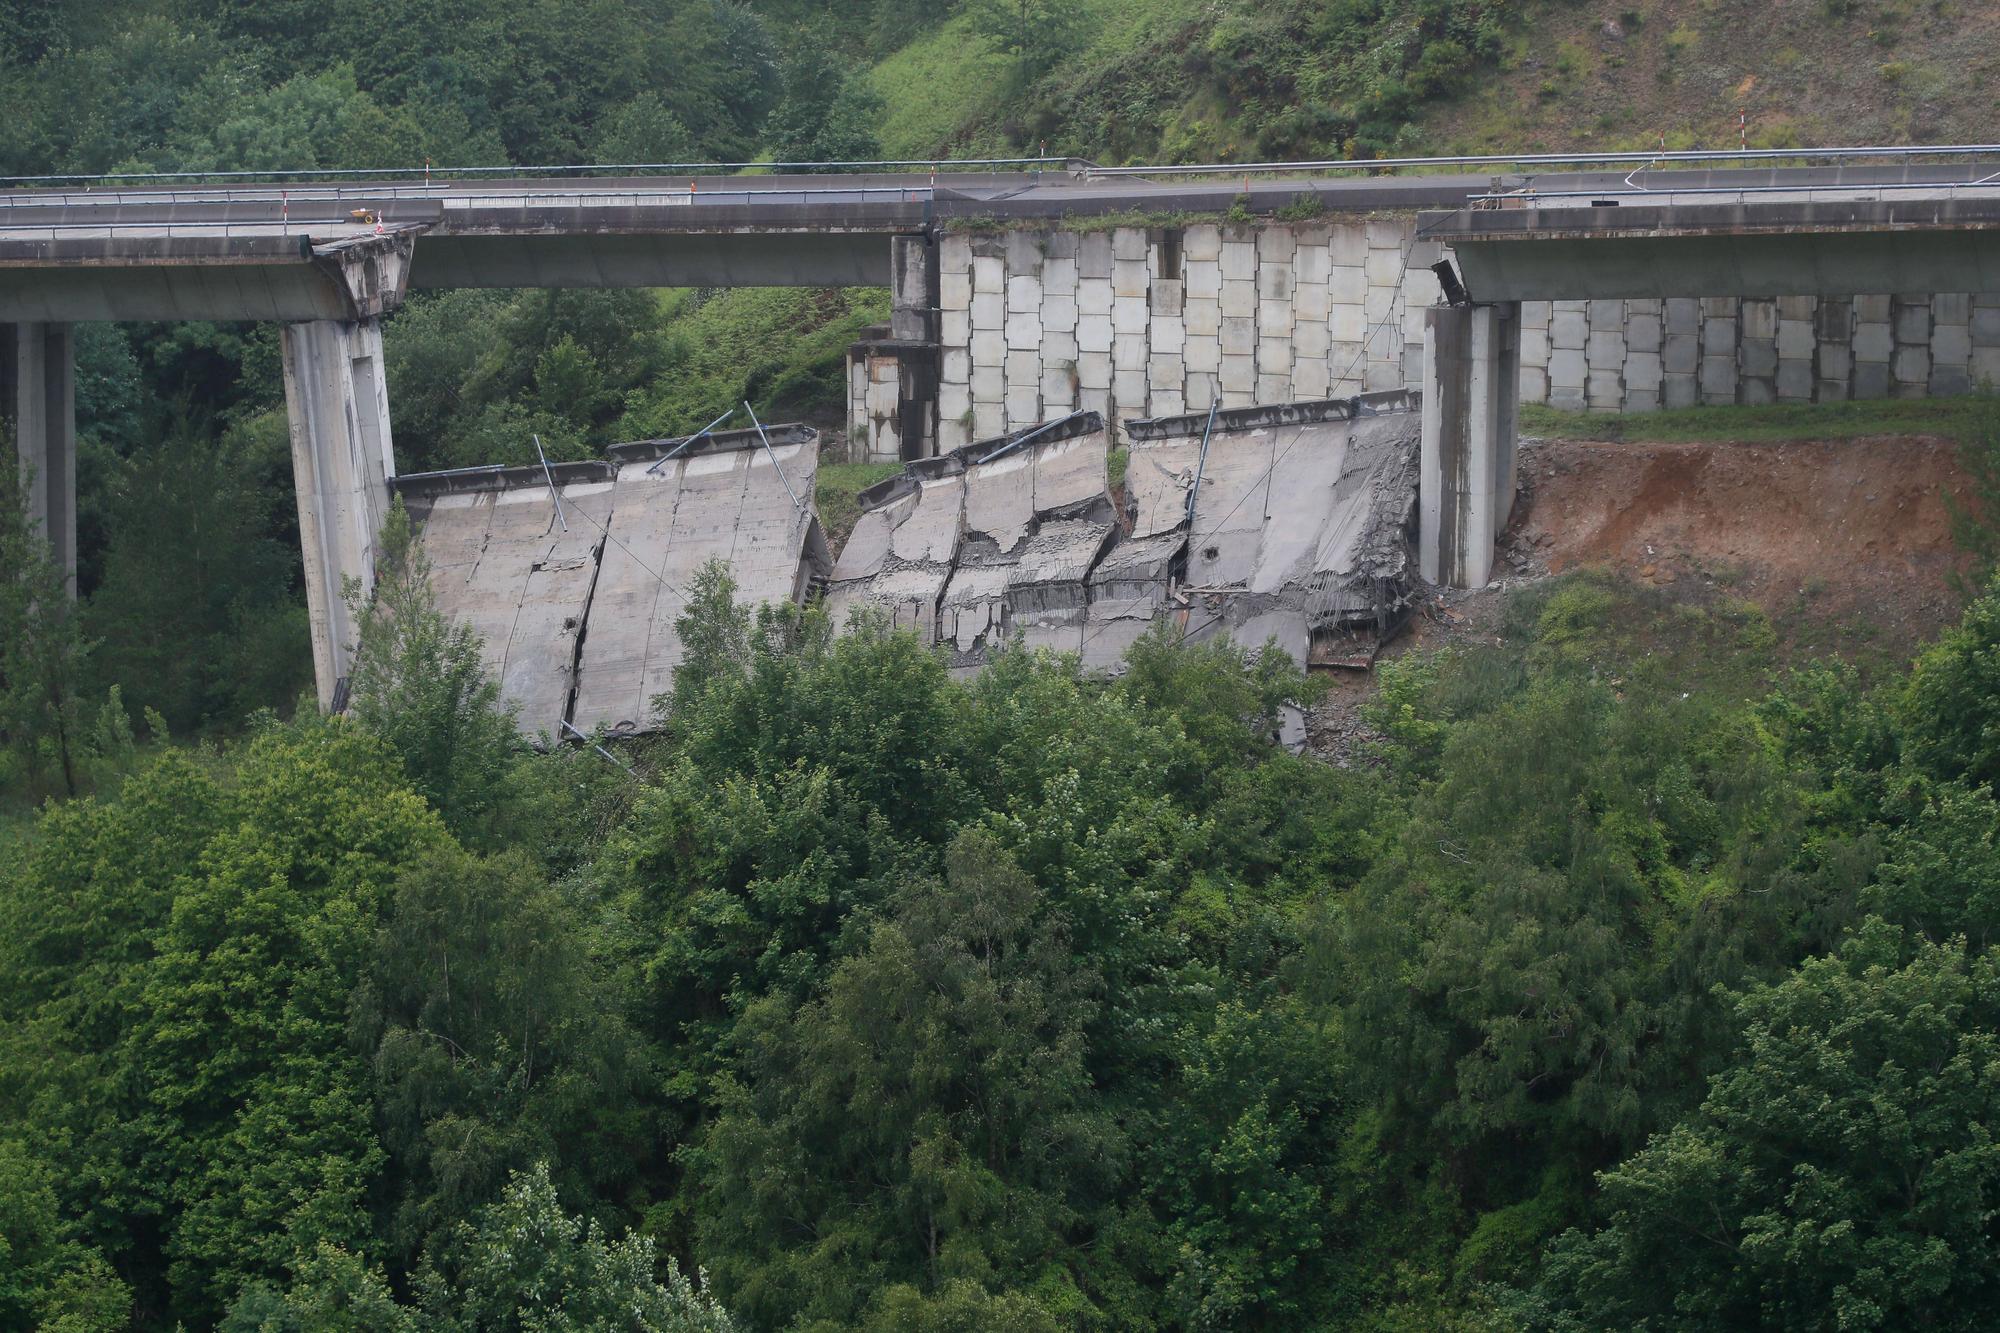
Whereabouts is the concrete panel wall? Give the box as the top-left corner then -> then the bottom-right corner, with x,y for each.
856,219 -> 2000,455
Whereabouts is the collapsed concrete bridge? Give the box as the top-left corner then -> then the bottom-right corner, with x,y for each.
5,152 -> 2000,705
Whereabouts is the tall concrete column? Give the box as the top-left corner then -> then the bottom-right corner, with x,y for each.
885,234 -> 940,458
282,318 -> 396,710
1420,302 -> 1520,588
3,322 -> 77,595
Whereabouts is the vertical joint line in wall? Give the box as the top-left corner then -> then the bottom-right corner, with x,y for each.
561,497 -> 612,734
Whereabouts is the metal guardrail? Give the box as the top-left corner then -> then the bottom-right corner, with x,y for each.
0,157 -> 1073,189
1087,144 -> 2000,176
1464,175 -> 2000,207
0,184 -> 937,217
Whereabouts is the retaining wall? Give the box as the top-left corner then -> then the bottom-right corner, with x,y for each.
847,220 -> 2000,460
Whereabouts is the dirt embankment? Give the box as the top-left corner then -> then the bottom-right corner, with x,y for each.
1504,434 -> 1978,656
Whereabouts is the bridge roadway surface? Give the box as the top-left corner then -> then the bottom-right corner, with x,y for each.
0,161 -> 1997,317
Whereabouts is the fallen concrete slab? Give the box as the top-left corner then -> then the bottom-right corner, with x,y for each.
396,423 -> 828,739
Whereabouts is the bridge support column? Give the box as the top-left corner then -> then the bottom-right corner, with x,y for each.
281,318 -> 396,711
3,322 -> 76,595
887,235 -> 940,459
1421,302 -> 1520,589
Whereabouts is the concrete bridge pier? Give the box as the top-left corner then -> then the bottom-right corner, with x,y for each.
1420,302 -> 1521,588
4,322 -> 76,595
281,318 -> 397,709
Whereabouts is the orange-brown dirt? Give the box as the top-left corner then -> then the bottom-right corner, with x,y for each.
1505,434 -> 1979,659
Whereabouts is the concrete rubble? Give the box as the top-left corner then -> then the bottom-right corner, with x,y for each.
830,393 -> 1422,674
397,424 -> 828,739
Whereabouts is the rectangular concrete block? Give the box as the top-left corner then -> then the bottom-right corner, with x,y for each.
1739,300 -> 1777,341
1005,312 -> 1041,350
1152,278 -> 1184,318
1221,280 -> 1256,319
972,255 -> 1005,294
1111,228 -> 1147,262
1777,358 -> 1814,400
1894,298 -> 1931,345
1005,387 -> 1042,427
970,329 -> 1005,364
1293,282 -> 1330,323
1258,263 -> 1293,301
1548,347 -> 1586,390
1259,299 -> 1295,338
1776,295 -> 1816,322
1330,304 -> 1365,344
1327,226 -> 1367,267
1816,378 -> 1849,403
1363,284 -> 1398,325
1551,308 -> 1587,350
1363,360 -> 1403,392
1075,350 -> 1111,389
941,269 -> 971,312
1004,231 -> 1044,275
1819,342 -> 1851,384
1295,243 -> 1331,286
1519,365 -> 1549,404
1587,330 -> 1626,370
1894,344 -> 1930,384
1365,218 -> 1406,250
1971,345 -> 2000,387
942,348 -> 970,383
1113,259 -> 1149,299
1112,336 -> 1148,373
1972,307 -> 2000,347
1363,248 -> 1402,286
1701,296 -> 1736,320
1740,337 -> 1777,377
1113,368 -> 1150,411
1077,233 -> 1114,281
942,308 -> 970,347
1220,241 -> 1256,282
1521,301 -> 1551,331
1295,321 -> 1331,359
1007,274 -> 1042,312
1933,322 -> 1972,367
1624,386 -> 1662,413
1042,295 -> 1077,332
1701,354 -> 1737,403
1292,356 -> 1331,398
1777,319 -> 1814,361
1739,376 -> 1776,406
1185,336 -> 1221,373
971,364 -> 1005,403
1586,368 -> 1624,410
1077,278 -> 1113,317
1854,322 -> 1893,362
1041,368 -> 1076,410
1112,298 -> 1148,337
1005,348 -> 1039,382
1260,338 -> 1293,376
1329,266 -> 1365,305
1626,312 -> 1663,354
1219,353 -> 1256,393
1185,298 -> 1221,338
971,292 -> 1004,330
1852,359 -> 1890,399
1149,353 -> 1186,389
1664,332 -> 1699,376
1703,317 -> 1737,352
1257,227 -> 1296,262
1854,294 -> 1892,323
1220,316 -> 1256,356
1184,225 -> 1221,262
1078,386 -> 1111,419
938,380 -> 971,422
1934,293 -> 1971,325
1625,350 -> 1663,390
1150,317 -> 1186,353
1041,257 -> 1077,296
1185,258 -> 1221,300
1664,373 -> 1700,409
1666,298 -> 1701,335
1149,390 -> 1187,418
973,401 -> 1006,440
1587,298 -> 1623,328
1076,313 -> 1113,353
1515,326 -> 1549,369
1041,331 -> 1078,365
1931,365 -> 1971,396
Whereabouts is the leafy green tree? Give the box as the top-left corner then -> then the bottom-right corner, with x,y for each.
695,830 -> 1122,1328
1,452 -> 91,796
1901,585 -> 2000,792
590,92 -> 701,166
764,39 -> 885,163
346,495 -> 521,843
1535,922 -> 2000,1331
965,0 -> 1094,85
352,843 -> 653,1269
0,1137 -> 130,1332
